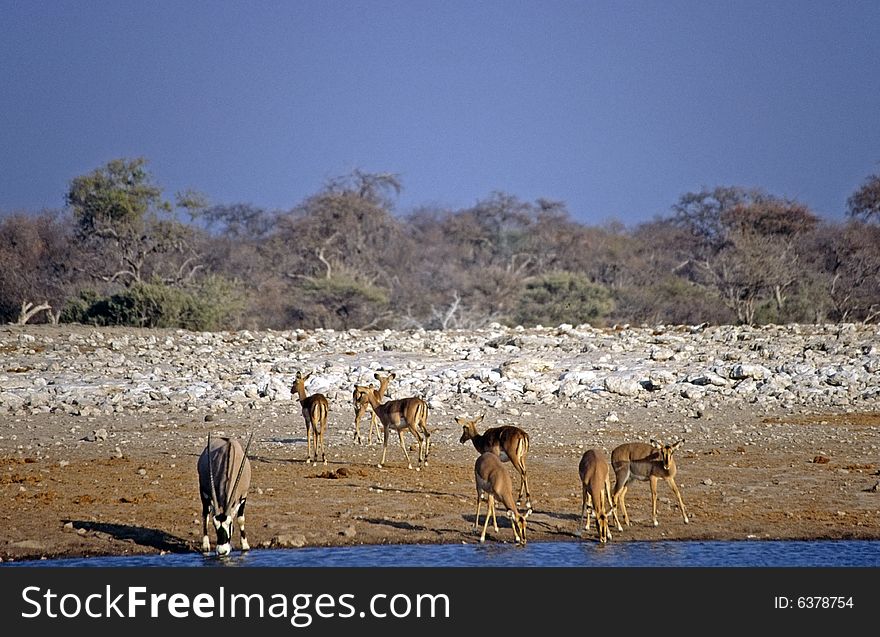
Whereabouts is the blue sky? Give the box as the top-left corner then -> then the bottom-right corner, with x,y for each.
2,1 -> 878,225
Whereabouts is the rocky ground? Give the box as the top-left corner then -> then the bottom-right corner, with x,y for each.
1,322 -> 878,563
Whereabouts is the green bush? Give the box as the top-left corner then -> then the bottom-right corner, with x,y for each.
512,272 -> 613,327
289,276 -> 389,329
61,277 -> 244,331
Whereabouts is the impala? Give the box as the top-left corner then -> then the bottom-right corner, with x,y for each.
457,414 -> 531,509
578,448 -> 622,543
197,433 -> 252,556
352,372 -> 394,445
293,371 -> 330,465
473,451 -> 530,545
611,439 -> 689,527
354,384 -> 430,469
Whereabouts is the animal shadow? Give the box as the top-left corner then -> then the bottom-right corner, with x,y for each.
65,520 -> 192,553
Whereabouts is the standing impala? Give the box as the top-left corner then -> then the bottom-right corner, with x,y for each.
473,451 -> 530,545
578,448 -> 622,543
352,372 -> 394,445
293,371 -> 330,465
611,439 -> 689,527
197,433 -> 252,556
457,414 -> 531,510
353,384 -> 429,469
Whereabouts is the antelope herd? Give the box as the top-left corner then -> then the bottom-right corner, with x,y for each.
197,369 -> 689,555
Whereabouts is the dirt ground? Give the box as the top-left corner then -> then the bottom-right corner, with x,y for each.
1,401 -> 879,563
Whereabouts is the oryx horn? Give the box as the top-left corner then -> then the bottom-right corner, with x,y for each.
207,432 -> 220,513
227,432 -> 254,511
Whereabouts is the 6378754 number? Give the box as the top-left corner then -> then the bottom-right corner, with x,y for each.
774,596 -> 854,609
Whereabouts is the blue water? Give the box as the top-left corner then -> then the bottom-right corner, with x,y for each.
5,540 -> 879,567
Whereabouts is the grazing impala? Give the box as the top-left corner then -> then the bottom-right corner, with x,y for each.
578,448 -> 622,543
611,439 -> 689,527
352,372 -> 395,445
473,451 -> 530,545
457,414 -> 531,510
197,433 -> 252,556
293,371 -> 330,465
354,384 -> 430,469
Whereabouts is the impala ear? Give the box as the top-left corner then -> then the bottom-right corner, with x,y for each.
454,417 -> 465,425
650,439 -> 662,449
476,414 -> 484,423
671,440 -> 684,450
374,372 -> 381,380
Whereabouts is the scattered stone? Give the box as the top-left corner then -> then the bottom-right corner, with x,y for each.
812,455 -> 831,464
0,324 -> 876,418
270,534 -> 306,548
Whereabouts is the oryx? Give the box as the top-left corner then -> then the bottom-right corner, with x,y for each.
197,433 -> 253,556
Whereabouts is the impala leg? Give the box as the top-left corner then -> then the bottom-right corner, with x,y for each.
353,408 -> 362,445
650,475 -> 660,526
606,479 -> 623,531
474,488 -> 482,531
306,423 -> 313,464
237,500 -> 249,551
584,489 -> 594,531
319,424 -> 327,465
480,495 -> 495,542
408,426 -> 424,469
422,424 -> 431,465
580,484 -> 588,531
369,413 -> 379,446
667,477 -> 689,524
518,471 -> 531,510
509,511 -> 522,544
378,425 -> 390,468
396,431 -> 414,469
490,496 -> 499,532
615,484 -> 630,527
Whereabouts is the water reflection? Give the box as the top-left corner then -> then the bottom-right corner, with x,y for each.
4,540 -> 879,568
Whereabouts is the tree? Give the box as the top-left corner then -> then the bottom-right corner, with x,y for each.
847,173 -> 880,222
812,221 -> 880,323
404,193 -> 549,327
668,187 -> 819,324
244,171 -> 407,329
66,157 -> 204,287
0,211 -> 83,324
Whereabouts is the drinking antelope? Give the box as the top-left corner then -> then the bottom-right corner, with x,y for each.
578,448 -> 622,543
457,414 -> 532,510
197,433 -> 252,556
611,439 -> 689,527
293,371 -> 330,465
473,451 -> 530,545
352,371 -> 394,445
353,384 -> 429,469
